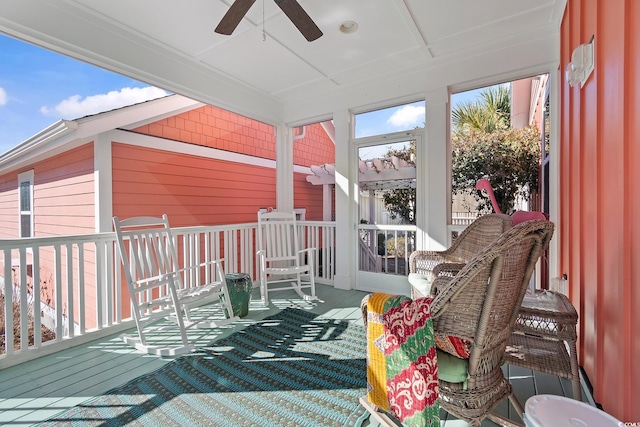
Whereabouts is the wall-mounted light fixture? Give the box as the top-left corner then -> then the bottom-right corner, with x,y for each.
566,35 -> 595,88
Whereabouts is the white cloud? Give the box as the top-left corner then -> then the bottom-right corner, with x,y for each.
40,86 -> 169,119
387,105 -> 425,129
0,87 -> 7,106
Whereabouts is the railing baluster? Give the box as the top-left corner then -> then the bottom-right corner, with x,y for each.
95,241 -> 104,328
3,250 -> 13,355
78,243 -> 85,335
19,248 -> 29,351
33,250 -> 41,347
54,245 -> 63,340
66,243 -> 74,338
112,241 -> 120,325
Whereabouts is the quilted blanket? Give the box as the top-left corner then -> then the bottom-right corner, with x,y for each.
364,293 -> 440,427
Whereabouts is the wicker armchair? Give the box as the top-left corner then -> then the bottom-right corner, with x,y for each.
429,219 -> 555,427
408,213 -> 512,299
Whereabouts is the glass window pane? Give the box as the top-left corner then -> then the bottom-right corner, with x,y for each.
20,181 -> 31,211
21,214 -> 31,237
355,101 -> 425,138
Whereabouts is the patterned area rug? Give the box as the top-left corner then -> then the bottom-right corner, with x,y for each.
39,308 -> 369,427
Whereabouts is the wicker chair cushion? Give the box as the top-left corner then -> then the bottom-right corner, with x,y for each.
434,334 -> 472,359
408,273 -> 431,297
436,349 -> 469,385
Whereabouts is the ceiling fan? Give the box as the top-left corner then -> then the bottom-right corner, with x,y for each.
215,0 -> 323,42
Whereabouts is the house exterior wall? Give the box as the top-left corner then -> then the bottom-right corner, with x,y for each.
0,143 -> 95,237
0,143 -> 98,330
111,142 -> 278,225
130,104 -> 333,221
30,143 -> 96,235
560,0 -> 639,421
0,175 -> 19,239
131,104 -> 277,160
293,124 -> 335,167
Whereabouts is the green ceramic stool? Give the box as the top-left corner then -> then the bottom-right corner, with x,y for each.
223,273 -> 253,318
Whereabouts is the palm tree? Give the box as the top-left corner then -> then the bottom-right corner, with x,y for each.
452,85 -> 511,133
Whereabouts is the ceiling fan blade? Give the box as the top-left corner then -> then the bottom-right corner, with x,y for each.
274,0 -> 323,42
215,0 -> 256,35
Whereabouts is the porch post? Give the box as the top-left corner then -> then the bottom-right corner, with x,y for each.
275,124 -> 294,213
332,110 -> 354,290
422,88 -> 449,250
94,133 -> 113,233
322,184 -> 332,221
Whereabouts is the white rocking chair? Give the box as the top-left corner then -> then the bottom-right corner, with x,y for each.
113,214 -> 239,356
256,211 -> 318,305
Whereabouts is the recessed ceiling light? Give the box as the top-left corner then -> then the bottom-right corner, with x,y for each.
339,21 -> 358,34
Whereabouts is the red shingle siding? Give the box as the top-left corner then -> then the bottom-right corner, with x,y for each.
293,123 -> 335,167
132,105 -> 277,160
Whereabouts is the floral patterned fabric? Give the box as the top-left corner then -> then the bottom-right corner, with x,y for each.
364,293 -> 440,427
433,334 -> 471,359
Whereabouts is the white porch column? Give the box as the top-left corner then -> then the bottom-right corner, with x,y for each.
94,133 -> 113,233
422,88 -> 449,250
322,184 -> 332,221
275,124 -> 294,213
333,110 -> 354,290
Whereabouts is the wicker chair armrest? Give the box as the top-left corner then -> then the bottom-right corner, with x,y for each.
429,258 -> 488,321
427,262 -> 466,297
431,262 -> 466,280
409,250 -> 461,274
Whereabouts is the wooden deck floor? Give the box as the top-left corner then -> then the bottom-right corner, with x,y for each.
0,284 -> 584,426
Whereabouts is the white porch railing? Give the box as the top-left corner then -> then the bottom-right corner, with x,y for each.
358,224 -> 416,276
0,220 -> 335,369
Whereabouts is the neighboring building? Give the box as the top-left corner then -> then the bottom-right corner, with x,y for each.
0,94 -> 335,329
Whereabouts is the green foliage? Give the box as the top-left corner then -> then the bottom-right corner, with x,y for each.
451,126 -> 541,213
381,140 -> 417,224
452,85 -> 511,133
386,235 -> 406,257
382,188 -> 416,224
385,140 -> 415,162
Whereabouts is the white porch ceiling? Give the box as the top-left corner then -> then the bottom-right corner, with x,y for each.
0,0 -> 566,125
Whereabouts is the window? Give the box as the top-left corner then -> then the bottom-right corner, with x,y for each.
450,76 -> 546,224
18,170 -> 34,238
293,208 -> 306,221
354,100 -> 425,139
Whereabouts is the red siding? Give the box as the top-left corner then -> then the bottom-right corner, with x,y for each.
133,107 -> 336,169
0,143 -> 95,236
0,175 -> 19,239
0,143 -> 97,329
560,0 -> 639,421
111,143 -> 277,225
293,172 -> 324,221
33,144 -> 96,235
293,123 -> 335,167
132,104 -> 277,160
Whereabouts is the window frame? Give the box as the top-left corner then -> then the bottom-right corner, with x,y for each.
18,169 -> 34,238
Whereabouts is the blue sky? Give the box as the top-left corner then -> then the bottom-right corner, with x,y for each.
0,33 -> 484,156
0,34 -> 168,154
